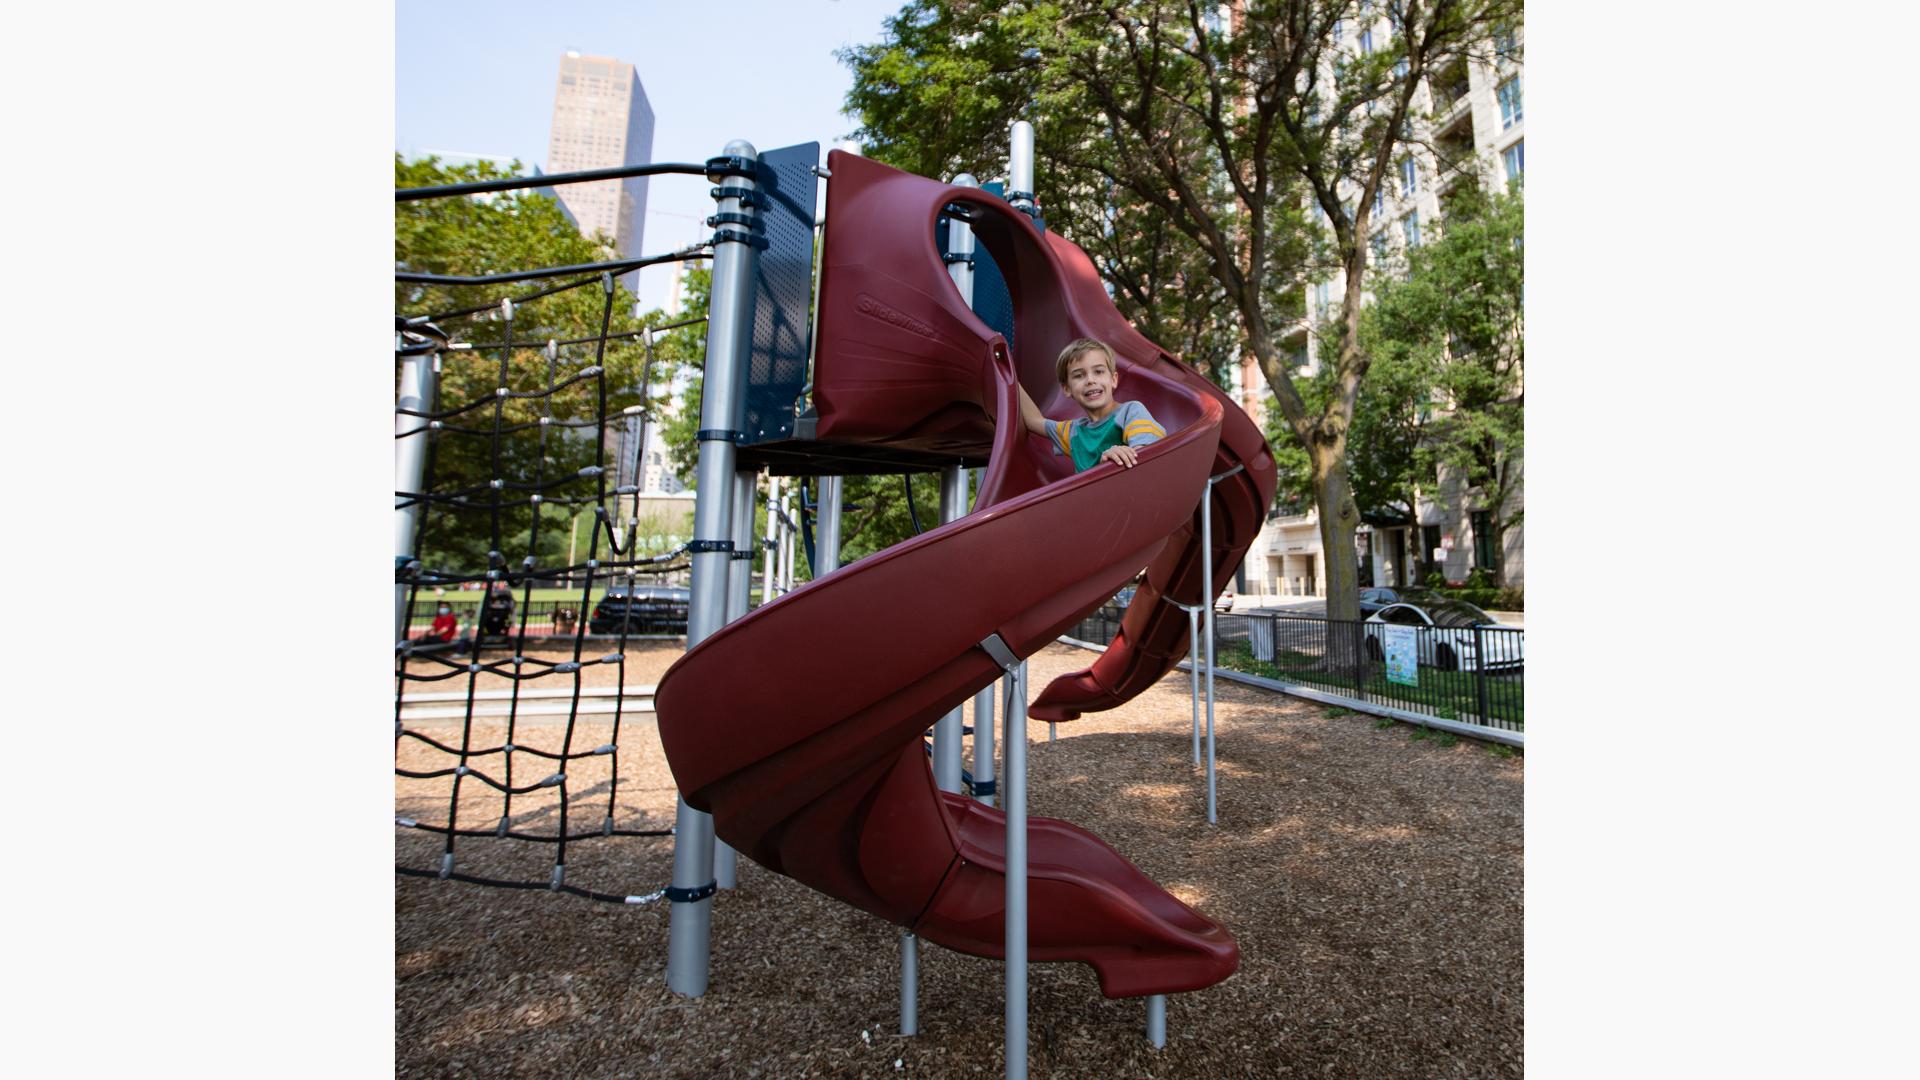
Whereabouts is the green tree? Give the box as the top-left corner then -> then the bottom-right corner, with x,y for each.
396,155 -> 693,574
1362,178 -> 1523,582
843,0 -> 1521,627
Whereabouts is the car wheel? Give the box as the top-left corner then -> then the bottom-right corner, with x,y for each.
1435,643 -> 1459,671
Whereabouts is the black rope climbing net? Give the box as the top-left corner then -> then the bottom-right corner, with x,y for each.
394,224 -> 714,905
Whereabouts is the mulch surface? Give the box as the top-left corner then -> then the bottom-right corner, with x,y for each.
397,642 -> 1522,1078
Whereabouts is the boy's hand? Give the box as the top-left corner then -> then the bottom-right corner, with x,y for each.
1098,444 -> 1140,469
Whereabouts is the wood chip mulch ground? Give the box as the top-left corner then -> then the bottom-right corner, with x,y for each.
397,641 -> 1522,1078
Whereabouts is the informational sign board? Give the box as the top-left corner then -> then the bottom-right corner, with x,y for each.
1384,624 -> 1419,687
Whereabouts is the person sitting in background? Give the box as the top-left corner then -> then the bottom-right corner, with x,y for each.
425,603 -> 470,654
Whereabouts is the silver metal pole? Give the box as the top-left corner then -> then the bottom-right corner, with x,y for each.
712,467 -> 759,893
394,342 -> 437,642
667,138 -> 762,997
972,681 -> 995,808
1005,659 -> 1029,1080
1189,605 -> 1201,765
1147,994 -> 1167,1048
932,466 -> 968,793
1009,121 -> 1036,217
780,485 -> 796,593
1203,479 -> 1218,826
900,931 -> 919,1036
948,173 -> 978,305
965,463 -> 996,809
761,475 -> 779,603
816,475 -> 843,576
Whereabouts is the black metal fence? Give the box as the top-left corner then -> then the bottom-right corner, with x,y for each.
1068,608 -> 1524,734
401,596 -> 683,643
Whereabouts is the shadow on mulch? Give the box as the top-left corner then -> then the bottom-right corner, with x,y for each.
397,647 -> 1521,1079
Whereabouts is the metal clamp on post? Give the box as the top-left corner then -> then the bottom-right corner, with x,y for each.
706,211 -> 762,230
695,428 -> 744,443
942,252 -> 976,267
978,632 -> 1021,673
687,539 -> 734,554
709,226 -> 769,250
708,186 -> 759,205
703,155 -> 756,181
664,881 -> 717,904
728,550 -> 756,561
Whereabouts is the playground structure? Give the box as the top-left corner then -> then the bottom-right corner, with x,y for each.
396,125 -> 1276,1078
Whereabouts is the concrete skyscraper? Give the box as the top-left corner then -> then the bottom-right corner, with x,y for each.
546,51 -> 655,290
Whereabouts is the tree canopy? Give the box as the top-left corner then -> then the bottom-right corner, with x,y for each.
395,155 -> 693,575
843,0 -> 1522,620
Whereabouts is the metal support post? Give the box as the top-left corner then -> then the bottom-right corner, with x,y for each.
948,173 -> 978,304
1147,994 -> 1167,1048
1008,122 -> 1036,217
761,475 -> 779,603
932,466 -> 968,793
667,138 -> 762,998
1202,479 -> 1218,826
816,475 -> 844,576
1188,604 -> 1202,765
900,931 -> 919,1036
780,484 -> 796,592
972,682 -> 995,807
1005,658 -> 1029,1080
394,342 -> 438,642
711,467 -> 759,893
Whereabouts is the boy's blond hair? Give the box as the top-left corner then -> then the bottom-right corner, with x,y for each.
1054,337 -> 1117,386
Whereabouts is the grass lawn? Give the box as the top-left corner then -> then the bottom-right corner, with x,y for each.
1215,642 -> 1524,729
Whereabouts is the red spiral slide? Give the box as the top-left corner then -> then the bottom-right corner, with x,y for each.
655,152 -> 1276,998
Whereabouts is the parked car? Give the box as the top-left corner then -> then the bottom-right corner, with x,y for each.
590,584 -> 691,635
1358,586 -> 1437,617
1362,598 -> 1523,671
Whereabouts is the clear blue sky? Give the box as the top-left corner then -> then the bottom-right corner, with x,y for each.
397,0 -> 906,311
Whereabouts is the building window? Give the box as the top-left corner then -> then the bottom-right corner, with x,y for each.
1472,511 -> 1496,570
1373,186 -> 1385,218
1497,77 -> 1522,129
1313,281 -> 1331,320
1359,28 -> 1374,56
1403,210 -> 1420,248
1370,231 -> 1388,265
1503,140 -> 1524,181
1400,157 -> 1418,196
1495,24 -> 1519,61
1332,18 -> 1344,45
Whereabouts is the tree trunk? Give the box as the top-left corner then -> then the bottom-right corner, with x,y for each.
1312,442 -> 1367,681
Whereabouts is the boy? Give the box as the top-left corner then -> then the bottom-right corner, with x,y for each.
1015,337 -> 1165,470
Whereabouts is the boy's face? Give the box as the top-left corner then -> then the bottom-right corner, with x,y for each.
1061,348 -> 1120,417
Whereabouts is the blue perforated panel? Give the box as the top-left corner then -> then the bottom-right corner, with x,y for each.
739,142 -> 819,445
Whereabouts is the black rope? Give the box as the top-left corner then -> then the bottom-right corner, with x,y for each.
396,248 -> 709,287
396,266 -> 673,905
904,473 -> 926,534
396,159 -> 743,202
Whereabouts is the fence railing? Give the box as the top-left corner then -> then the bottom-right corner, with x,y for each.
401,596 -> 684,642
1067,608 -> 1524,735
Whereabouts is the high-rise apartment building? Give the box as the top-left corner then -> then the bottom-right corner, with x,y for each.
546,52 -> 655,290
1235,15 -> 1524,599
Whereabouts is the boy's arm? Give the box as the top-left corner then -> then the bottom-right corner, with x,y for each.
1014,381 -> 1052,438
1121,402 -> 1166,447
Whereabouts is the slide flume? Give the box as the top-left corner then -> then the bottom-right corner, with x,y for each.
655,152 -> 1275,998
